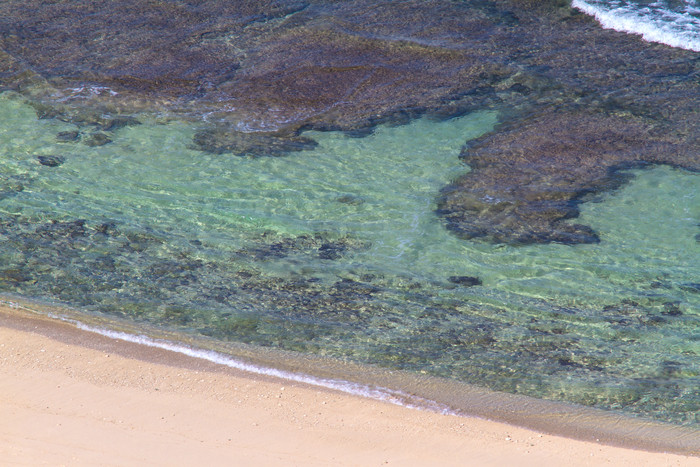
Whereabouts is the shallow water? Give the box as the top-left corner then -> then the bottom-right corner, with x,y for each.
0,91 -> 698,428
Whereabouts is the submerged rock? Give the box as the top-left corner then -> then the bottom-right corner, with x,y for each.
35,219 -> 88,239
84,132 -> 112,147
0,179 -> 24,199
438,110 -> 699,244
335,194 -> 364,206
56,130 -> 80,142
234,233 -> 368,262
0,268 -> 33,283
192,129 -> 318,157
680,283 -> 700,294
448,276 -> 482,287
97,116 -> 141,132
37,155 -> 65,167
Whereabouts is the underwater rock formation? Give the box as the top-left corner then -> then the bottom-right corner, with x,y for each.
0,0 -> 698,243
438,110 -> 699,244
37,155 -> 65,167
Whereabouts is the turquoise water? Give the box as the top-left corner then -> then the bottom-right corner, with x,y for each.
0,91 -> 698,427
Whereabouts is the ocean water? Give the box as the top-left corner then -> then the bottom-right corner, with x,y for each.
573,0 -> 700,51
0,88 -> 698,433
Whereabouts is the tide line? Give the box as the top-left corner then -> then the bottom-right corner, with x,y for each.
69,318 -> 456,415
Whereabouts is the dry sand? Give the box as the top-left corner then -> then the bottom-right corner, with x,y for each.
0,305 -> 698,466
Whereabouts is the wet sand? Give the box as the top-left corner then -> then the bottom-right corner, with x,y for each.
0,305 -> 698,466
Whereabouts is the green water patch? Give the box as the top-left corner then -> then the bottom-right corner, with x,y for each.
0,91 -> 698,427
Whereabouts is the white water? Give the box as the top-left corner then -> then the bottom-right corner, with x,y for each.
573,0 -> 700,51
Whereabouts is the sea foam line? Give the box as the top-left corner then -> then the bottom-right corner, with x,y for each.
69,319 -> 456,415
572,0 -> 700,52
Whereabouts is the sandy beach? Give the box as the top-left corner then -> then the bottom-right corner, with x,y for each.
0,305 -> 698,466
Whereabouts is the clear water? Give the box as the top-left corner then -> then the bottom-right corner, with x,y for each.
573,0 -> 700,51
0,90 -> 698,427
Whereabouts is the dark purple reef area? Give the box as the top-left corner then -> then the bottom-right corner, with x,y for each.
1,0 -> 698,244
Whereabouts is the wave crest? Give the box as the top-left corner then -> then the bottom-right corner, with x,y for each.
573,0 -> 700,52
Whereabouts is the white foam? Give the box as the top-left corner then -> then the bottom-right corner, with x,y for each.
573,0 -> 700,52
72,320 -> 456,415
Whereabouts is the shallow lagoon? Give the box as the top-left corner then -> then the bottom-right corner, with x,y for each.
0,90 -> 698,429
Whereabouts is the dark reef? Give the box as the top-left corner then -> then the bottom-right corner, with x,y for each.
0,0 -> 697,244
438,110 -> 699,244
37,155 -> 65,167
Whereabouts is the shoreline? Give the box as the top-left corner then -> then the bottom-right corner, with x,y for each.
1,304 -> 698,465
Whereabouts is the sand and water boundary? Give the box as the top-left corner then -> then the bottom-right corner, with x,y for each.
1,303 -> 698,465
